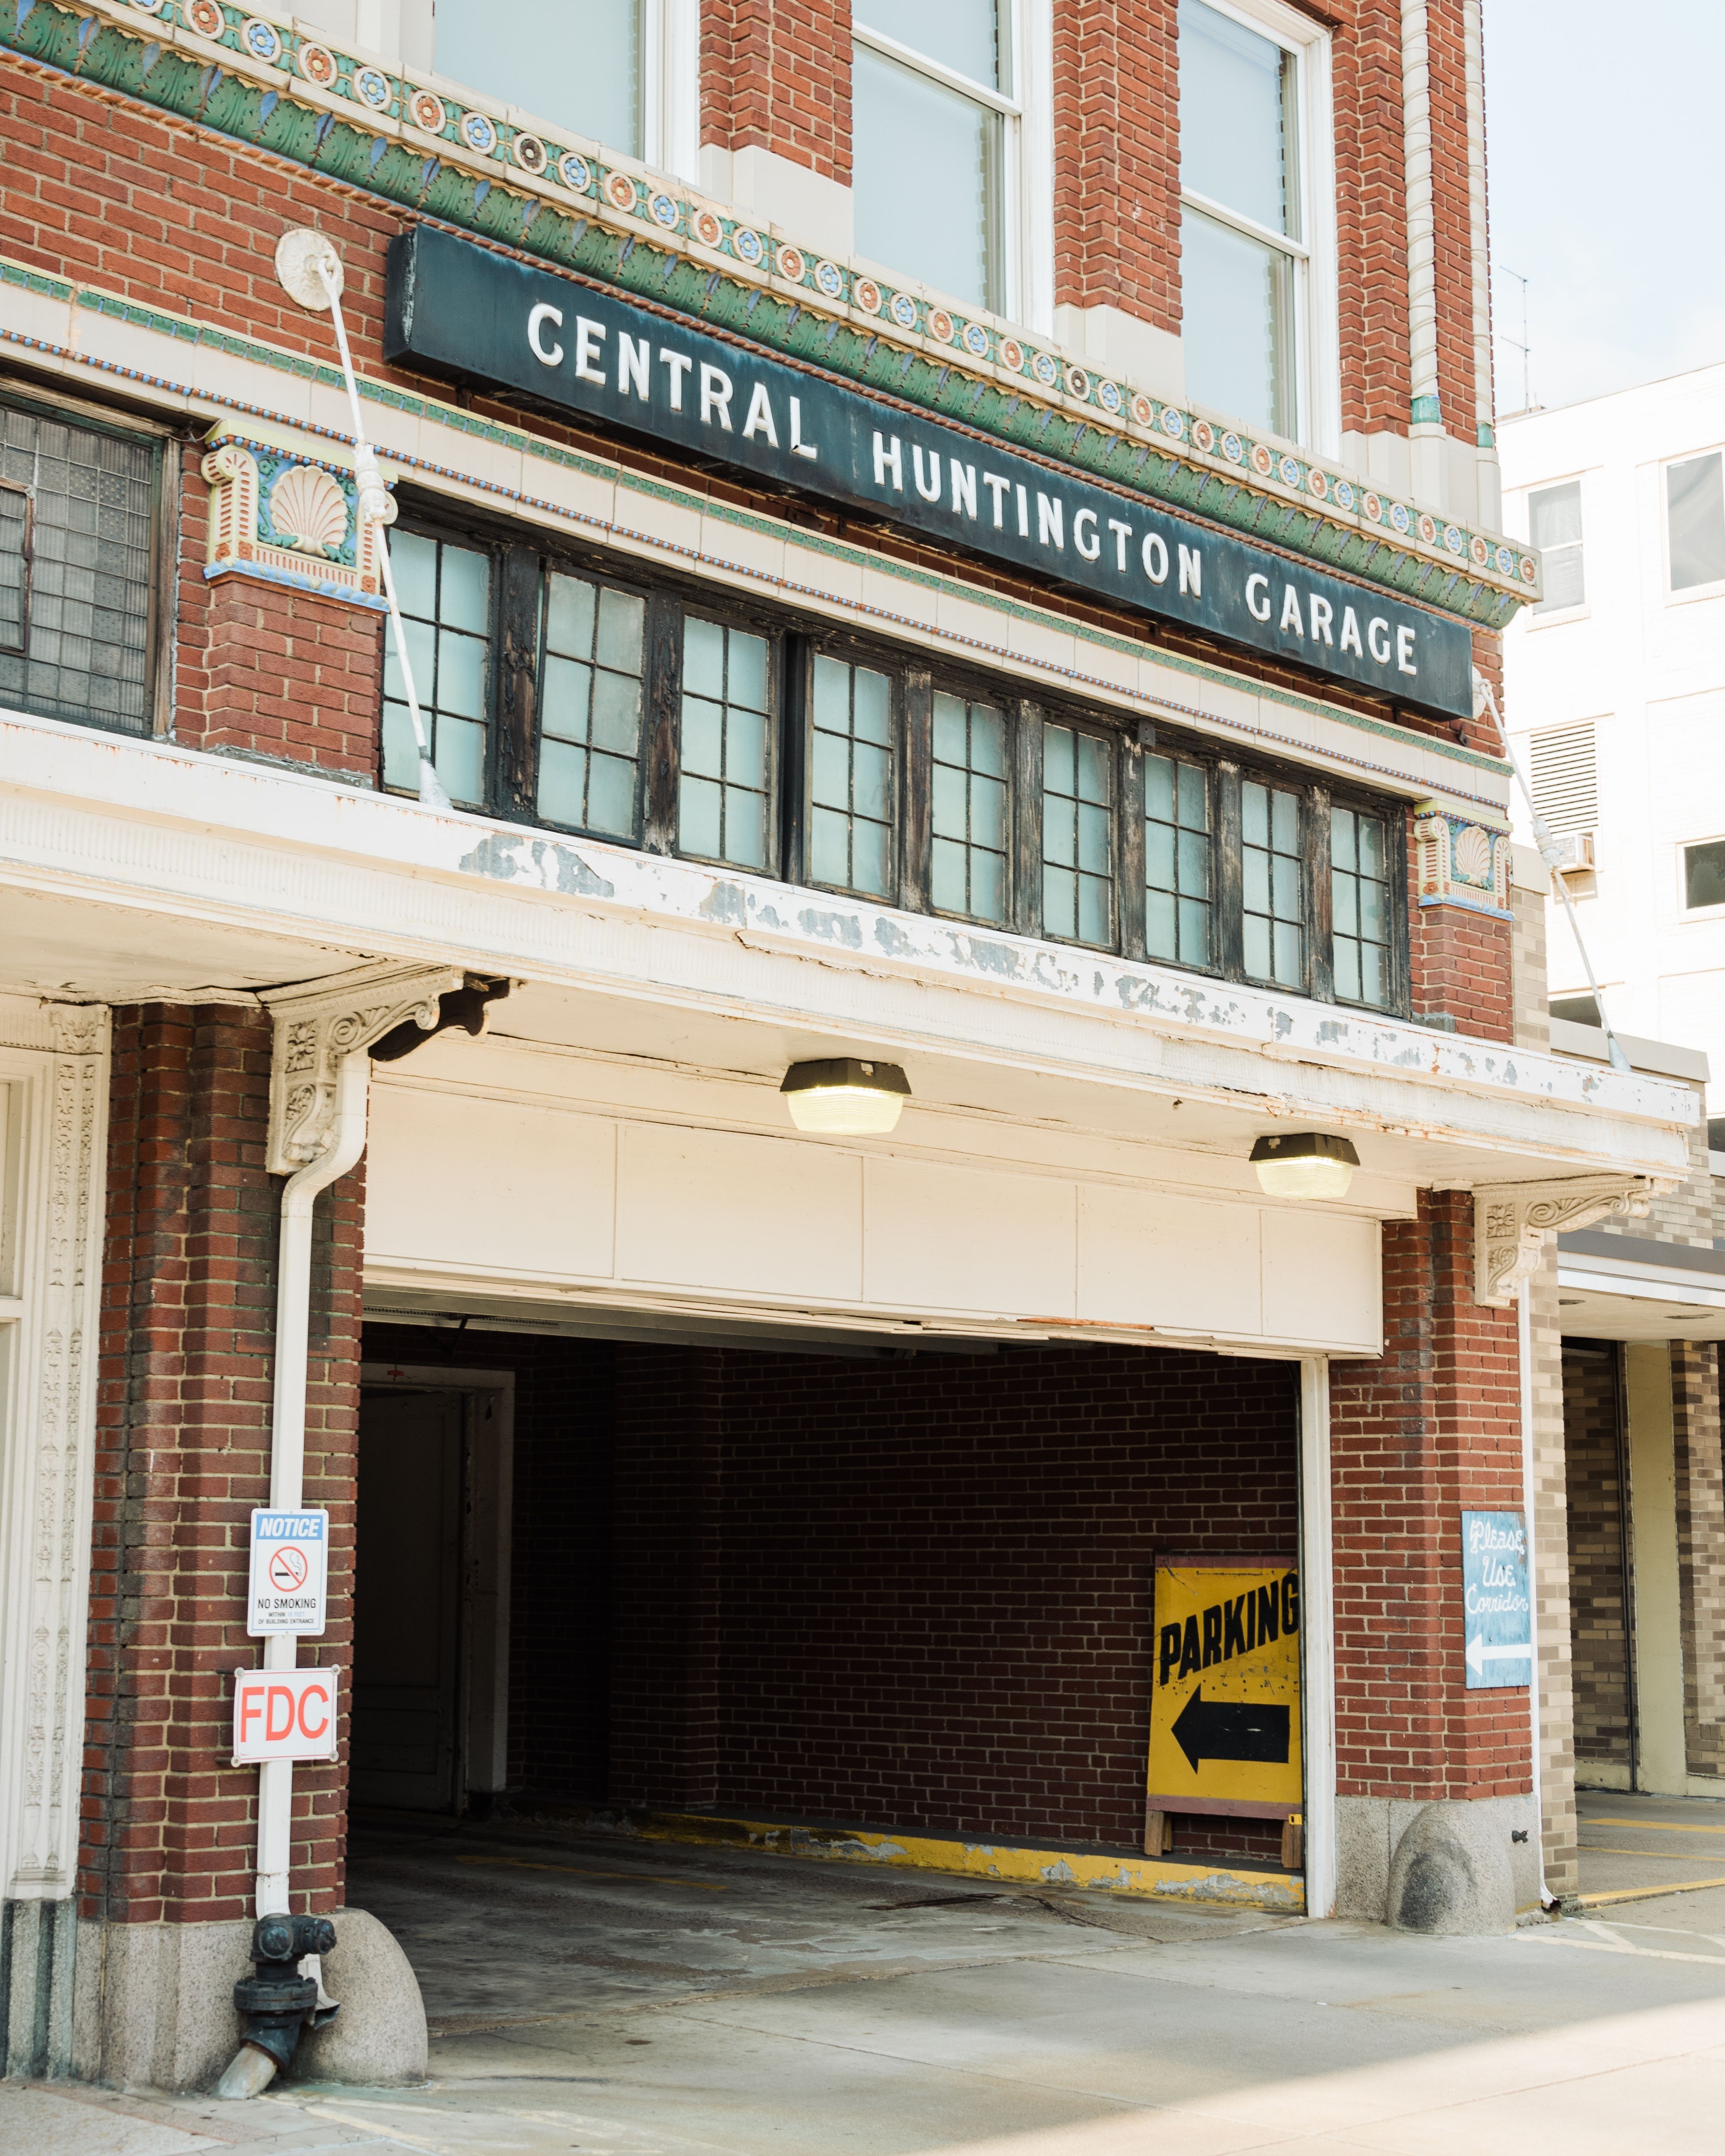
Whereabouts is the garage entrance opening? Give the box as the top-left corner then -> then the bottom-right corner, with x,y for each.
357,1321 -> 1303,1873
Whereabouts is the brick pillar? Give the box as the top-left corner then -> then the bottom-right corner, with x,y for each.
1336,1 -> 1414,442
608,1346 -> 723,1810
701,1 -> 852,184
176,444 -> 385,781
78,1005 -> 363,2079
1327,1191 -> 1534,1919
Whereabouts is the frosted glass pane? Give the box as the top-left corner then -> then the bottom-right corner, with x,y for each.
1271,853 -> 1300,915
1331,806 -> 1356,870
1178,829 -> 1210,898
1180,0 -> 1290,234
971,849 -> 1005,922
537,737 -> 588,826
1146,889 -> 1177,959
932,761 -> 967,838
970,772 -> 1006,849
1146,822 -> 1176,889
682,615 -> 724,698
540,655 -> 592,743
932,692 -> 967,763
590,667 -> 641,753
852,817 -> 891,896
1145,753 -> 1174,822
436,714 -> 485,806
726,705 -> 767,786
1333,875 -> 1358,935
1244,851 -> 1270,912
438,628 -> 486,719
435,0 -> 641,156
809,806 -> 849,885
1044,870 -> 1075,941
1359,817 -> 1385,876
1044,808 -> 1075,870
932,835 -> 966,912
381,699 -> 418,790
680,774 -> 722,859
853,665 -> 893,743
1078,876 -> 1110,947
1044,723 -> 1074,793
1242,782 -> 1268,845
1244,916 -> 1271,978
587,750 -> 637,836
1273,919 -> 1301,983
1177,763 -> 1208,829
597,586 -> 645,673
854,743 -> 891,821
1360,944 -> 1383,1005
813,654 -> 851,725
1334,940 -> 1360,1002
1182,210 -> 1293,438
811,730 -> 849,810
1077,802 -> 1111,874
1272,789 -> 1299,852
726,787 -> 766,869
854,45 -> 995,310
1077,732 -> 1111,803
1360,879 -> 1387,938
681,695 -> 723,778
855,0 -> 999,86
1179,899 -> 1211,964
729,629 -> 769,711
546,573 -> 596,658
385,614 -> 435,703
971,707 -> 1006,776
390,529 -> 437,617
439,544 -> 490,635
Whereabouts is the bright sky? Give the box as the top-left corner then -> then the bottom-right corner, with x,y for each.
1485,0 -> 1725,415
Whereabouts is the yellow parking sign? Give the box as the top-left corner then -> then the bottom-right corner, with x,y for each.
1147,1562 -> 1303,1811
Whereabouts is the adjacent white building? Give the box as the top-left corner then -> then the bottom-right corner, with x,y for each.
1500,363 -> 1725,1144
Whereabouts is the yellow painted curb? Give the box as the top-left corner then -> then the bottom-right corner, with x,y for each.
566,1806 -> 1305,1914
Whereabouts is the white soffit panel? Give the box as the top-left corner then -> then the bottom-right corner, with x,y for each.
367,1085 -> 617,1280
1261,1210 -> 1382,1353
617,1122 -> 864,1302
862,1157 -> 1078,1320
1076,1186 -> 1264,1337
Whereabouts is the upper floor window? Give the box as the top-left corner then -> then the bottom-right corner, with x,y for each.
1528,480 -> 1584,612
1180,0 -> 1314,443
429,0 -> 644,159
384,506 -> 1405,1017
853,1 -> 1019,313
1684,838 -> 1725,913
1667,452 -> 1725,592
0,395 -> 156,738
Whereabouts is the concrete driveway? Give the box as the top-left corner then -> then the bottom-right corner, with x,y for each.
11,1813 -> 1725,2155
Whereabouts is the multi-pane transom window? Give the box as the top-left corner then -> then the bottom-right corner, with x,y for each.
931,692 -> 1009,922
1242,778 -> 1304,986
1667,453 -> 1725,592
1043,722 -> 1114,947
386,530 -> 491,806
538,572 -> 647,839
1330,806 -> 1390,1007
1528,481 -> 1584,613
1180,0 -> 1307,441
0,402 -> 154,735
680,617 -> 772,869
809,656 -> 895,897
853,0 -> 1015,313
1144,751 -> 1213,966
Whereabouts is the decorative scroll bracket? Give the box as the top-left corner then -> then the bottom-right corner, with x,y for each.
262,964 -> 467,1175
1473,1174 -> 1677,1307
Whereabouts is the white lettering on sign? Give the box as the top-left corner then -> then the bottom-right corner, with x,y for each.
233,1666 -> 338,1763
527,302 -> 563,368
247,1507 -> 329,1637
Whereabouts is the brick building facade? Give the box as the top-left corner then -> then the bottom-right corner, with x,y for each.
0,0 -> 1698,2093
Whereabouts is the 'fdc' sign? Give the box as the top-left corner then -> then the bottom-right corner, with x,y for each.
232,1667 -> 339,1763
1147,1562 -> 1303,1812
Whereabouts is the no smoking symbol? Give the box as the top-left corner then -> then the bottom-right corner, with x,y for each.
268,1546 -> 309,1594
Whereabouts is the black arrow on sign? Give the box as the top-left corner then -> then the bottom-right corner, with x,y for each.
1171,1688 -> 1291,1774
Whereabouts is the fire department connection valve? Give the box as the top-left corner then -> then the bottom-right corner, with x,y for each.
273,227 -> 452,814
214,1913 -> 339,2100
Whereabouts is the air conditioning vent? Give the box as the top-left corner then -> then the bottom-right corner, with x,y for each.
1527,721 -> 1599,833
1546,829 -> 1596,873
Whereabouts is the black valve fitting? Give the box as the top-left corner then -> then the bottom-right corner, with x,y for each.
233,1913 -> 338,2074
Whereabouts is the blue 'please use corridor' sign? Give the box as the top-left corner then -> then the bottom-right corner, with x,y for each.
1461,1510 -> 1531,1690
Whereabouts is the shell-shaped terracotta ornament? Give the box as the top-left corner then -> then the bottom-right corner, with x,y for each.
268,464 -> 348,557
1452,823 -> 1494,885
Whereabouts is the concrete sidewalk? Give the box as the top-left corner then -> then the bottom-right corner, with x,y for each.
11,1821 -> 1725,2154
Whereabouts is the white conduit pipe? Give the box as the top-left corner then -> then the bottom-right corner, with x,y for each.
255,1051 -> 372,1918
1517,1283 -> 1557,1911
273,229 -> 451,815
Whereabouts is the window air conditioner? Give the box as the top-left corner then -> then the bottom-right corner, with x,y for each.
1546,830 -> 1596,873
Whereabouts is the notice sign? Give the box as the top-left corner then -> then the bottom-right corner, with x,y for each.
232,1666 -> 339,1762
1147,1562 -> 1302,1812
247,1509 -> 328,1637
1461,1510 -> 1532,1689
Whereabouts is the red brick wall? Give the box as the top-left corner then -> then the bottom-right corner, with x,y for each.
609,1342 -> 1299,1851
1337,2 -> 1414,438
82,1007 -> 364,1926
1052,4 -> 1181,336
1329,1192 -> 1531,1803
176,446 -> 385,777
1407,821 -> 1515,1041
701,0 -> 853,184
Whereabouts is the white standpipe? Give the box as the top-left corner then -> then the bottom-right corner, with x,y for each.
1518,1282 -> 1558,1911
255,1051 -> 372,1917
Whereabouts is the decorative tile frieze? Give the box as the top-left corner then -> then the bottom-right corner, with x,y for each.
201,421 -> 389,608
2,0 -> 1539,626
1413,805 -> 1513,918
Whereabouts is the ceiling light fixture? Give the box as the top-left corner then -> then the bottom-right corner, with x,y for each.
781,1058 -> 910,1136
1250,1132 -> 1360,1201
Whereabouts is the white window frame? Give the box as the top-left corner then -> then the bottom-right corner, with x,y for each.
1513,474 -> 1592,628
1177,0 -> 1338,456
852,1 -> 1052,330
1661,445 -> 1725,608
405,0 -> 700,180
